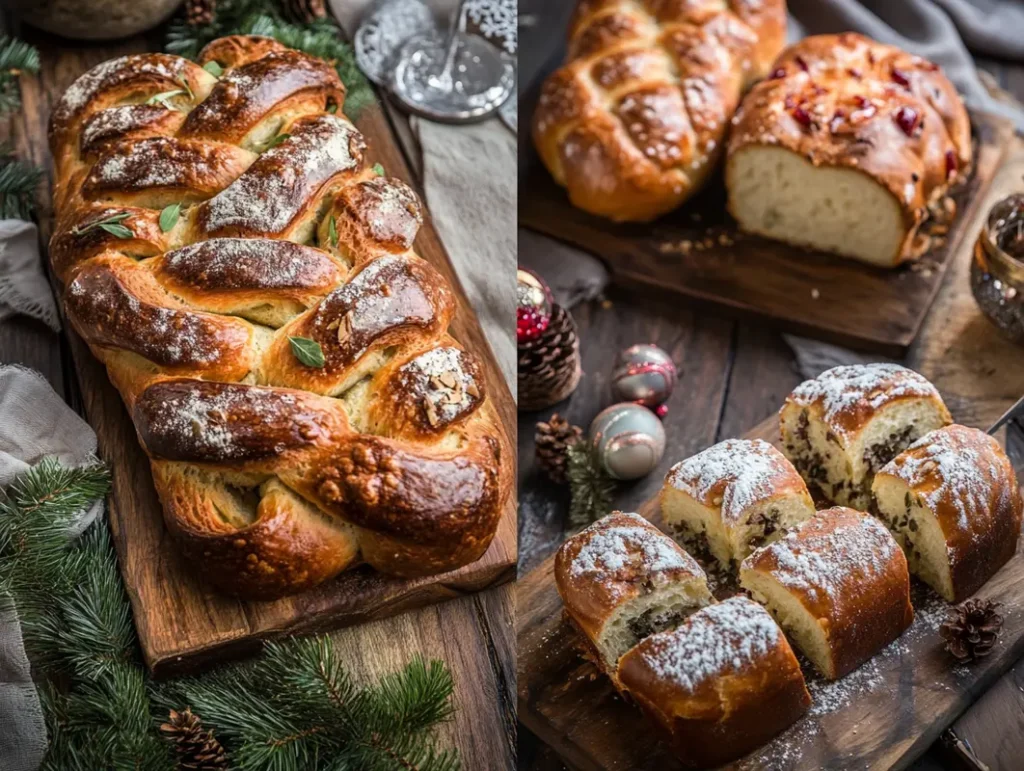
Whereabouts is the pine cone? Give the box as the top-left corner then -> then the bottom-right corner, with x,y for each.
940,598 -> 1003,664
283,0 -> 328,23
535,414 -> 583,484
160,708 -> 229,771
185,0 -> 216,26
518,304 -> 581,411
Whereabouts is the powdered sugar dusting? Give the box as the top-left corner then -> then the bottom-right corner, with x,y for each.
752,511 -> 898,602
666,438 -> 794,522
401,346 -> 482,424
161,238 -> 337,291
202,114 -> 360,235
54,55 -> 188,124
789,363 -> 940,432
883,425 -> 1003,532
638,597 -> 781,692
570,512 -> 698,579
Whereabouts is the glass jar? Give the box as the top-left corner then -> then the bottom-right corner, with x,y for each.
971,193 -> 1024,344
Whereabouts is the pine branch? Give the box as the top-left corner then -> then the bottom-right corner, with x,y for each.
567,442 -> 617,529
0,35 -> 40,114
164,0 -> 374,116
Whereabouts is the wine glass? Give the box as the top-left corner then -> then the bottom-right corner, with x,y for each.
390,0 -> 515,124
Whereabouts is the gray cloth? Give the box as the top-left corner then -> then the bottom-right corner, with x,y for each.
0,221 -> 59,333
0,365 -> 104,771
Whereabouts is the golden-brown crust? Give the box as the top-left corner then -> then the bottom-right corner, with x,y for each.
532,0 -> 786,222
875,425 -> 1023,601
617,597 -> 810,769
741,507 -> 914,678
554,512 -> 706,651
48,36 -> 512,599
782,362 -> 951,442
727,33 -> 972,264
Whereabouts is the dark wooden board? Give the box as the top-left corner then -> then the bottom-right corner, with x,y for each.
14,29 -> 517,678
519,110 -> 1013,357
517,415 -> 1024,771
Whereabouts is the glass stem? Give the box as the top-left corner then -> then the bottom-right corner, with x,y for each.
435,0 -> 470,88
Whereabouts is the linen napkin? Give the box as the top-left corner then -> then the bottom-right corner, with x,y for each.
0,365 -> 104,771
0,221 -> 58,332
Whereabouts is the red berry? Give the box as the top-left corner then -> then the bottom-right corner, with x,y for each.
853,94 -> 869,108
891,67 -> 911,88
894,106 -> 920,136
516,307 -> 549,344
655,404 -> 669,419
945,149 -> 958,179
791,106 -> 813,128
794,55 -> 809,72
847,67 -> 862,79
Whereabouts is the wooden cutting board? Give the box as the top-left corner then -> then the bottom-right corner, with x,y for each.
13,34 -> 517,677
517,416 -> 1024,771
520,93 -> 1014,356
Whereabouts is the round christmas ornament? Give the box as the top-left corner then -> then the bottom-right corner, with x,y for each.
518,269 -> 581,411
611,344 -> 677,414
588,403 -> 666,480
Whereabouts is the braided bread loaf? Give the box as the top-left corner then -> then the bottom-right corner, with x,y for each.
49,36 -> 513,600
532,0 -> 786,223
726,33 -> 972,267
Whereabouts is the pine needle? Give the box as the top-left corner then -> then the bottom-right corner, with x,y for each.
0,35 -> 40,114
0,142 -> 44,220
567,442 -> 617,529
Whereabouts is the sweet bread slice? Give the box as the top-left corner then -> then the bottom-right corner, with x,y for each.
555,512 -> 712,678
739,506 -> 913,679
617,596 -> 810,769
781,363 -> 951,509
661,438 -> 815,573
873,425 -> 1023,601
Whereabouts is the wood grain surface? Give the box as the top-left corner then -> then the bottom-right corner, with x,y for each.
520,107 -> 1012,357
0,18 -> 515,766
518,410 -> 1024,771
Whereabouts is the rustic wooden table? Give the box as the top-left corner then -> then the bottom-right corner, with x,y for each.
0,15 -> 515,770
517,3 -> 1024,769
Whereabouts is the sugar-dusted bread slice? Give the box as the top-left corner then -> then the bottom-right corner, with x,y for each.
726,33 -> 971,267
739,507 -> 913,679
660,438 -> 815,573
617,596 -> 810,769
554,512 -> 713,678
780,363 -> 952,510
873,424 -> 1023,602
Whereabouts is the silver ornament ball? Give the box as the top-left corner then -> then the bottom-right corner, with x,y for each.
611,344 -> 678,408
589,403 -> 666,481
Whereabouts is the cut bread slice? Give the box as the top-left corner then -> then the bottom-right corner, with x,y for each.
554,512 -> 713,677
740,507 -> 913,679
872,425 -> 1023,601
726,145 -> 908,267
661,438 -> 815,573
780,363 -> 952,510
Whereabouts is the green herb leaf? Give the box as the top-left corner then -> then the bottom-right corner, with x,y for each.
372,162 -> 385,176
159,202 -> 181,233
326,102 -> 338,114
288,336 -> 325,368
268,133 -> 291,148
146,89 -> 187,109
202,60 -> 223,77
99,223 -> 133,239
328,215 -> 338,248
72,211 -> 131,236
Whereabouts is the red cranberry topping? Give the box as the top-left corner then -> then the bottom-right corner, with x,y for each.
794,55 -> 809,72
853,94 -> 869,108
792,106 -> 813,128
769,67 -> 787,79
891,67 -> 911,88
894,106 -> 920,136
945,149 -> 958,179
847,67 -> 862,78
784,94 -> 797,110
